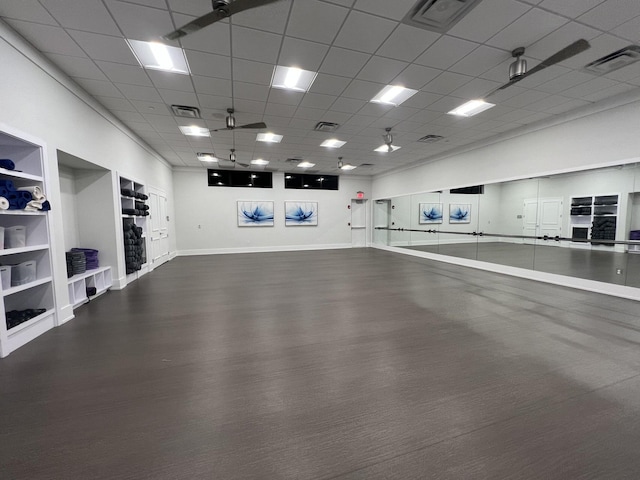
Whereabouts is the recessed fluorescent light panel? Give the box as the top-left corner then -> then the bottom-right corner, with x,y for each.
320,139 -> 346,148
340,164 -> 357,170
448,99 -> 495,117
127,40 -> 190,74
370,85 -> 418,106
374,144 -> 401,152
256,133 -> 283,143
271,66 -> 318,92
197,152 -> 217,162
179,126 -> 210,137
250,159 -> 269,166
297,161 -> 316,168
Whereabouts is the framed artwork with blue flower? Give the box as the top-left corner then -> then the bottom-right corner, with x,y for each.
237,201 -> 274,226
419,203 -> 443,224
285,201 -> 318,226
449,203 -> 471,223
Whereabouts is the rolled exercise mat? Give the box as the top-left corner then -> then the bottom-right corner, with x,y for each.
7,193 -> 27,210
0,179 -> 15,191
19,191 -> 32,202
0,186 -> 8,198
17,186 -> 44,200
0,197 -> 9,210
0,159 -> 15,170
41,201 -> 51,211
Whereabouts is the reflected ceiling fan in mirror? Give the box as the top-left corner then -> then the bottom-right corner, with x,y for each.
211,108 -> 267,132
486,39 -> 591,98
164,0 -> 284,40
228,148 -> 251,168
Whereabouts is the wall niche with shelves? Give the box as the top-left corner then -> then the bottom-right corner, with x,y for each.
569,194 -> 619,249
0,126 -> 56,357
119,175 -> 149,283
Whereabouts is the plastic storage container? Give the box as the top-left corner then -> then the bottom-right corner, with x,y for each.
0,265 -> 11,289
0,226 -> 4,249
5,225 -> 26,249
11,260 -> 36,286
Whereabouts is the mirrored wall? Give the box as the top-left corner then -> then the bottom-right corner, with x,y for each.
374,162 -> 640,288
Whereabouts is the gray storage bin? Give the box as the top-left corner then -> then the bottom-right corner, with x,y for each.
11,260 -> 36,286
0,265 -> 11,289
6,225 -> 26,249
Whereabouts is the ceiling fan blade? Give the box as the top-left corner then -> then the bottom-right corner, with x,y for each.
163,10 -> 226,41
210,127 -> 234,132
228,0 -> 284,16
486,39 -> 590,98
236,162 -> 251,168
237,122 -> 267,130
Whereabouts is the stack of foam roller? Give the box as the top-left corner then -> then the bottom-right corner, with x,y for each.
66,250 -> 86,276
123,223 -> 144,274
591,217 -> 616,243
121,188 -> 150,216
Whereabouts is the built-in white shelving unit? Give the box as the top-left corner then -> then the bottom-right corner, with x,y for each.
0,127 -> 55,357
570,194 -> 619,249
119,175 -> 148,283
67,266 -> 112,309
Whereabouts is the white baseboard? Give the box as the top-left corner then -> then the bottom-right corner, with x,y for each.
57,304 -> 74,325
373,244 -> 640,302
177,243 -> 353,256
112,275 -> 127,290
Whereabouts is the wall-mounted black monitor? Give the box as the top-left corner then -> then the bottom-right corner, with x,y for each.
208,169 -> 272,188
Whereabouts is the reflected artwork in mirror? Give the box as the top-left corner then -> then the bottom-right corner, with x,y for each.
449,204 -> 471,223
419,203 -> 443,224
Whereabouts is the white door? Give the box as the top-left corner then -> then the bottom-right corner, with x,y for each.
523,197 -> 563,243
149,187 -> 170,268
351,199 -> 367,247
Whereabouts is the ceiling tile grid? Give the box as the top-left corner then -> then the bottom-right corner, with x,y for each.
0,0 -> 639,173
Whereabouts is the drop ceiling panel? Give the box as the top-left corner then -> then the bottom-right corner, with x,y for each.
278,37 -> 329,72
341,80 -> 384,101
46,0 -> 121,36
535,71 -> 596,94
487,8 -> 568,51
231,58 -> 273,85
352,0 -> 417,21
449,45 -> 509,76
0,0 -> 57,25
357,56 -> 409,84
116,83 -> 164,102
105,0 -> 174,41
185,50 -> 232,79
375,24 -> 440,63
334,11 -> 397,54
149,71 -> 196,92
231,25 -> 282,64
6,20 -> 87,57
285,1 -> 348,44
68,30 -> 136,64
577,0 -> 640,31
447,0 -> 531,43
95,96 -> 137,112
46,54 -> 108,81
131,100 -> 171,115
73,78 -> 124,98
95,61 -> 152,86
319,47 -> 371,77
300,93 -> 338,110
232,0 -> 292,34
612,15 -> 640,43
422,72 -> 473,95
415,36 -> 479,70
158,90 -> 199,106
308,74 -> 351,96
539,0 -> 605,18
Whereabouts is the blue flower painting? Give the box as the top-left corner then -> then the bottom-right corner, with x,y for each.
449,203 -> 471,223
285,201 -> 318,226
237,201 -> 274,226
419,203 -> 443,224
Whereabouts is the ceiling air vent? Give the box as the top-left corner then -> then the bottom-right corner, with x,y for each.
584,45 -> 640,75
171,104 -> 201,118
314,121 -> 340,132
402,0 -> 484,33
418,134 -> 445,143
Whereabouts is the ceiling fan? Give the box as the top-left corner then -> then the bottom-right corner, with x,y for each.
486,39 -> 591,98
227,148 -> 250,167
164,0 -> 283,41
211,108 -> 267,132
382,127 -> 395,153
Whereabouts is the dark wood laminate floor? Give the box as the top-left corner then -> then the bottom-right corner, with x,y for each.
2,249 -> 640,479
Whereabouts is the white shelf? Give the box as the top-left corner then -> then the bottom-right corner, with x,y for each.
0,167 -> 43,182
2,276 -> 52,296
67,266 -> 111,283
6,308 -> 54,336
0,210 -> 46,216
0,244 -> 48,256
67,266 -> 112,310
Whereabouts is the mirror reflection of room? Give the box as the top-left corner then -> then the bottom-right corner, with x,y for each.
375,162 -> 640,287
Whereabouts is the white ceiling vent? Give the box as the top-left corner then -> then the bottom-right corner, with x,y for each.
171,104 -> 201,118
583,45 -> 640,75
314,121 -> 340,132
402,0 -> 484,33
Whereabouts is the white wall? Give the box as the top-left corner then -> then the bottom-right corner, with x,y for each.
0,22 -> 177,322
372,91 -> 640,200
173,169 -> 372,254
58,166 -> 80,251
